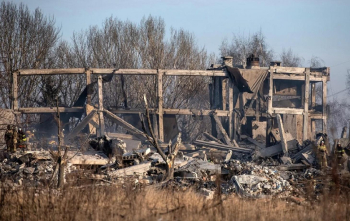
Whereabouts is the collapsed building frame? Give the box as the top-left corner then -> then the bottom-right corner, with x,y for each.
11,57 -> 330,145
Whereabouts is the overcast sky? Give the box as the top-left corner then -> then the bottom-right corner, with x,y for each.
14,0 -> 350,99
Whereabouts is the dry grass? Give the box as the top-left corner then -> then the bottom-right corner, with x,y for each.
1,182 -> 350,221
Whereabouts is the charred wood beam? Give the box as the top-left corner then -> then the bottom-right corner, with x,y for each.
65,110 -> 97,141
276,114 -> 288,156
202,132 -> 224,144
212,113 -> 233,146
193,140 -> 251,154
104,109 -> 150,141
19,107 -> 84,113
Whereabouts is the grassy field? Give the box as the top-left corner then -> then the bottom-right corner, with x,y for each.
1,182 -> 350,221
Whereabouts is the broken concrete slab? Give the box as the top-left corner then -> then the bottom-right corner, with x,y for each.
233,174 -> 268,186
280,156 -> 292,165
149,153 -> 190,169
301,152 -> 315,165
122,147 -> 151,160
257,139 -> 298,158
176,159 -> 221,177
278,163 -> 310,171
291,144 -> 313,162
108,162 -> 152,178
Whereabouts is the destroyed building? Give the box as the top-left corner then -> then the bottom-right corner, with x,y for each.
1,55 -> 342,200
7,55 -> 329,149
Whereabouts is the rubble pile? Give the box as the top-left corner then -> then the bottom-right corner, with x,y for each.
0,130 -> 347,202
227,160 -> 293,197
0,152 -> 53,187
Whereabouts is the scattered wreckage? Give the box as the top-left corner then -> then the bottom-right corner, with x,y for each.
2,127 -> 346,201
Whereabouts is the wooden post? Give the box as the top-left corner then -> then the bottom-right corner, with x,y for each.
209,81 -> 217,138
233,86 -> 240,109
213,77 -> 223,109
233,111 -> 237,141
266,68 -> 274,146
303,69 -> 310,141
153,114 -> 159,139
222,78 -> 227,111
86,70 -> 92,105
12,72 -> 18,110
322,78 -> 327,133
267,68 -> 273,114
311,83 -> 316,109
158,70 -> 164,142
229,81 -> 234,139
311,83 -> 316,136
213,113 -> 232,146
98,75 -> 105,136
276,114 -> 288,156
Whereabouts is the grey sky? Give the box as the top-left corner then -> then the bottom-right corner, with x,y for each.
14,0 -> 350,99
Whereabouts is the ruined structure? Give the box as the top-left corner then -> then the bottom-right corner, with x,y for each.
9,56 -> 330,146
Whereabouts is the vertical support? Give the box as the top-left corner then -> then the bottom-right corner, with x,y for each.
303,69 -> 310,141
98,75 -> 105,136
255,91 -> 260,121
86,70 -> 92,105
229,81 -> 234,139
276,114 -> 288,156
311,83 -> 316,109
233,111 -> 237,141
266,68 -> 274,146
209,81 -> 217,138
267,68 -> 273,114
222,78 -> 227,111
213,77 -> 223,109
311,83 -> 316,137
233,86 -> 240,109
153,114 -> 159,139
12,72 -> 18,110
157,70 -> 164,142
322,78 -> 327,133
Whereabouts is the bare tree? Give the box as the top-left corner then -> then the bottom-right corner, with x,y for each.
219,30 -> 273,67
309,56 -> 325,68
67,15 -> 215,141
0,2 -> 60,109
280,48 -> 304,67
141,95 -> 181,181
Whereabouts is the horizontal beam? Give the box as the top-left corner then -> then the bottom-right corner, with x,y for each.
272,67 -> 306,74
17,107 -> 266,117
105,132 -> 144,141
272,107 -> 304,115
163,70 -> 225,76
110,108 -> 231,116
272,73 -> 327,82
18,107 -> 318,117
18,68 -> 226,76
19,68 -> 86,75
91,68 -> 157,75
19,107 -> 84,113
